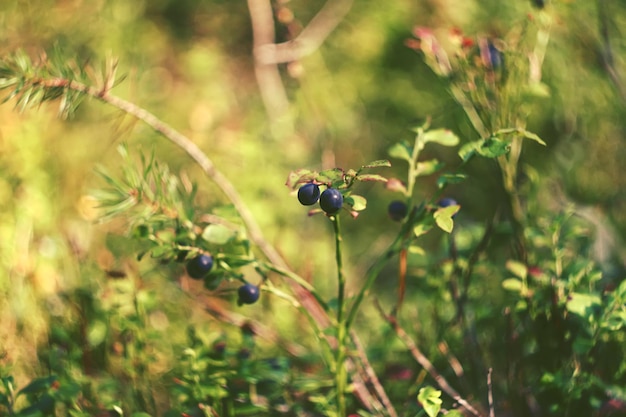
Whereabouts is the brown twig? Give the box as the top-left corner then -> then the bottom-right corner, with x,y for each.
253,0 -> 354,65
375,301 -> 485,417
246,0 -> 291,127
350,329 -> 399,417
597,0 -> 626,102
487,368 -> 495,417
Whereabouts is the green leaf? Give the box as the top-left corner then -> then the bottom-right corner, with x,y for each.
505,260 -> 527,279
362,159 -> 391,168
433,205 -> 459,233
355,174 -> 388,183
415,159 -> 444,177
520,130 -> 547,146
458,138 -> 510,161
435,215 -> 453,233
524,82 -> 551,98
318,168 -> 345,186
436,173 -> 467,189
566,293 -> 602,318
345,194 -> 367,211
413,223 -> 432,237
202,224 -> 236,245
408,245 -> 426,255
502,278 -> 524,292
87,320 -> 108,347
493,128 -> 547,146
388,142 -> 413,163
285,169 -> 315,189
17,376 -> 57,396
418,386 -> 442,417
422,129 -> 460,147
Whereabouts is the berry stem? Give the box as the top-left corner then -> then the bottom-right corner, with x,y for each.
345,205 -> 426,332
332,214 -> 348,417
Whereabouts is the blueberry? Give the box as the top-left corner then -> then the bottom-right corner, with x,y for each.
487,42 -> 503,69
238,283 -> 260,305
186,254 -> 214,279
438,197 -> 458,208
319,188 -> 343,214
297,183 -> 321,206
388,200 -> 408,222
532,0 -> 545,8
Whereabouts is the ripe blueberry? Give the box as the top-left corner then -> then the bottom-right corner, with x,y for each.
532,0 -> 545,8
319,188 -> 343,214
297,183 -> 321,206
388,200 -> 408,222
238,283 -> 260,305
186,254 -> 214,279
438,197 -> 458,208
487,42 -> 503,69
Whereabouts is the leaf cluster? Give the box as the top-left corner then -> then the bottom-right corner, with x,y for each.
0,48 -> 106,118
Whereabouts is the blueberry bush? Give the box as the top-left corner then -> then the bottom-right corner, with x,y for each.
0,1 -> 625,417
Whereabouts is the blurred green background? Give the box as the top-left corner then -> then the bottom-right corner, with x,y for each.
0,0 -> 625,413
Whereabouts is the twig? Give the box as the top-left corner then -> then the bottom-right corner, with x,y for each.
375,301 -> 485,417
197,293 -> 307,358
350,329 -> 399,417
487,368 -> 495,417
254,0 -> 354,65
597,0 -> 626,102
246,0 -> 291,127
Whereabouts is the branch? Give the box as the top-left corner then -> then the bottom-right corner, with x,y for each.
246,0 -> 291,129
351,329 -> 399,417
376,301 -> 486,417
597,0 -> 626,102
254,0 -> 354,65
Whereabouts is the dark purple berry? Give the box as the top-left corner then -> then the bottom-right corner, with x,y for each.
297,183 -> 321,206
186,254 -> 214,279
238,283 -> 260,305
487,42 -> 503,69
319,188 -> 343,214
438,197 -> 458,208
532,0 -> 545,8
388,200 -> 408,222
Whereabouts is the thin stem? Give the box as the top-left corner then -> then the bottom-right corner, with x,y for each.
350,329 -> 399,417
332,214 -> 347,417
344,207 -> 422,331
376,302 -> 485,417
263,262 -> 330,312
333,215 -> 346,325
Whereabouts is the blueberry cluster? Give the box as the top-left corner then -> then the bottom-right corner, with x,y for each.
297,183 -> 343,214
186,253 -> 261,305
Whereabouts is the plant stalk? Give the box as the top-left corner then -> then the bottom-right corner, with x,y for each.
332,214 -> 347,416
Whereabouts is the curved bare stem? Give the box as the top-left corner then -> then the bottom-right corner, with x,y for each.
253,0 -> 354,65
